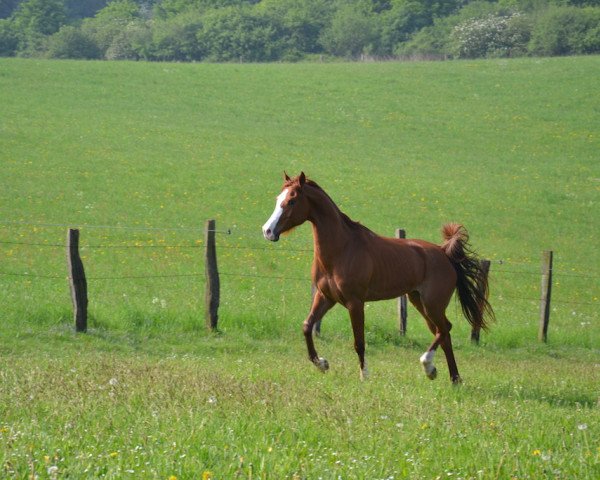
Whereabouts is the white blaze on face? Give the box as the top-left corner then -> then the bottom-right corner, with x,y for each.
262,188 -> 288,241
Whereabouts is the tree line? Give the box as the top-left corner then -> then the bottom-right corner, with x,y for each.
1,0 -> 599,61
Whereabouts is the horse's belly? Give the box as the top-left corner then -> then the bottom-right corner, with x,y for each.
365,279 -> 414,302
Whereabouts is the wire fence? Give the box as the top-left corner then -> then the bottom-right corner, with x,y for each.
1,221 -> 599,310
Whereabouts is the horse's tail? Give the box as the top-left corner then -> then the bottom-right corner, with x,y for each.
441,223 -> 495,331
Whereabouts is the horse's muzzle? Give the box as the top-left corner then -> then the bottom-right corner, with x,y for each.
263,227 -> 280,242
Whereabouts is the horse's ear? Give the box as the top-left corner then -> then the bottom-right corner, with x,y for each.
299,171 -> 306,186
284,171 -> 291,182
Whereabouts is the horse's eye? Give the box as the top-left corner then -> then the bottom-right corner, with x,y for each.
288,199 -> 296,206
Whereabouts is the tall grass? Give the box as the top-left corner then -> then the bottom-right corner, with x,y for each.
1,341 -> 598,479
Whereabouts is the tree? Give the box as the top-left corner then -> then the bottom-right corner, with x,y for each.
319,2 -> 377,57
396,1 -> 511,58
81,0 -> 141,57
151,9 -> 205,60
65,0 -> 111,19
197,5 -> 284,62
0,18 -> 18,55
46,25 -> 101,58
12,0 -> 67,36
396,20 -> 453,58
11,0 -> 67,55
450,12 -> 530,58
377,0 -> 463,54
105,21 -> 151,59
529,5 -> 600,55
153,0 -> 254,19
378,1 -> 429,54
0,0 -> 21,19
258,0 -> 334,58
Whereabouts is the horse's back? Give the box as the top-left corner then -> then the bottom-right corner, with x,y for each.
362,235 -> 455,301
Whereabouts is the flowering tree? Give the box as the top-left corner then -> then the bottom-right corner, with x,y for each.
450,12 -> 531,59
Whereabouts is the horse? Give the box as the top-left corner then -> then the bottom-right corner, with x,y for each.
262,172 -> 494,384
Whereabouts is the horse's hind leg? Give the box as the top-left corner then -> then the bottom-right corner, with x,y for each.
439,331 -> 461,384
426,311 -> 461,383
409,292 -> 461,384
408,292 -> 439,380
427,309 -> 461,384
303,291 -> 334,372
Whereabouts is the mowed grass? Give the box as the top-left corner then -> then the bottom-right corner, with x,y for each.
0,57 -> 599,478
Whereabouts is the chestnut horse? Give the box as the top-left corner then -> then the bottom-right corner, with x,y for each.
262,172 -> 494,384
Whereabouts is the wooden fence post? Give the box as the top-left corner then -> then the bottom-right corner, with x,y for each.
470,259 -> 491,344
538,250 -> 553,342
205,219 -> 220,331
66,228 -> 88,333
395,228 -> 408,335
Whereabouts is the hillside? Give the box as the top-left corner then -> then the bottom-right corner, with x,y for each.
1,56 -> 598,345
0,56 -> 599,479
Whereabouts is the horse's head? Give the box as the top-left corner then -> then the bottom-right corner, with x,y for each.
262,172 -> 310,242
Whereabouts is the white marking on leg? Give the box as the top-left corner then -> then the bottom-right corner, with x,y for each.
420,350 -> 437,380
316,357 -> 329,372
262,189 -> 288,241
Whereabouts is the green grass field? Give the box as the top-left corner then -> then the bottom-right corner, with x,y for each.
0,57 -> 599,479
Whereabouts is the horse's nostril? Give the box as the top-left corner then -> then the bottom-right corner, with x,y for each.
266,229 -> 272,235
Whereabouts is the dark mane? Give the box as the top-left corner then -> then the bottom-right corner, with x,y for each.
300,178 -> 372,234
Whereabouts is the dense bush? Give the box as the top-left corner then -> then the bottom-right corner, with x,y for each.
529,6 -> 600,55
0,19 -> 18,56
196,6 -> 284,61
377,1 -> 427,55
79,0 -> 142,58
259,0 -> 334,59
398,1 -> 506,58
150,10 -> 204,61
395,21 -> 452,58
9,0 -> 66,56
319,3 -> 377,57
11,0 -> 66,36
45,25 -> 101,59
2,0 -> 599,61
104,21 -> 151,60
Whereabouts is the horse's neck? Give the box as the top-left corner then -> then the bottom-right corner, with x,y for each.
306,187 -> 352,265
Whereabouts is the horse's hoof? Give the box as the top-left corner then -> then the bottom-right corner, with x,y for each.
452,375 -> 462,385
427,367 -> 437,380
360,366 -> 369,381
315,357 -> 329,372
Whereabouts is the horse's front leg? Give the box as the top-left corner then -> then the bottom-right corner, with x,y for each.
347,300 -> 368,381
303,291 -> 334,372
